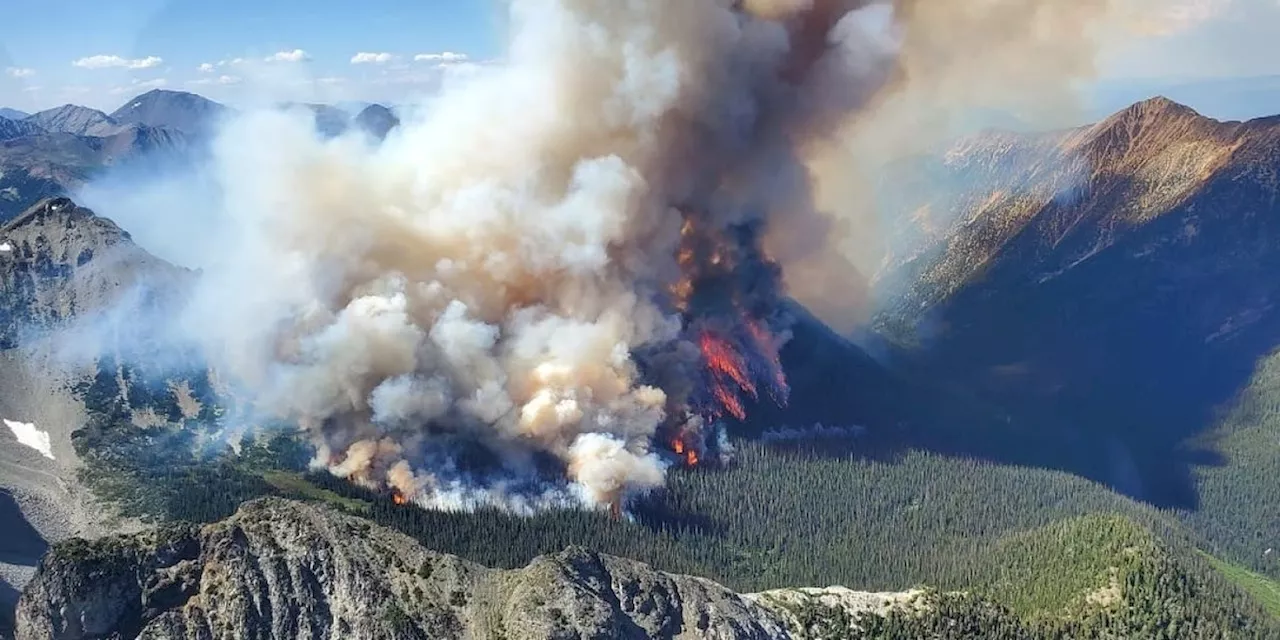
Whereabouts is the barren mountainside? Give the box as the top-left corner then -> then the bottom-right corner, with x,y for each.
15,499 -> 803,640
108,90 -> 228,137
23,107 -> 120,138
0,197 -> 190,349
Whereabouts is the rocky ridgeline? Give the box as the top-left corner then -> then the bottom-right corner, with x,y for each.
0,197 -> 190,349
12,498 -> 908,640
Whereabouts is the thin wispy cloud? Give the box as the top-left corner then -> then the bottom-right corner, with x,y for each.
72,54 -> 164,70
264,49 -> 310,63
1130,0 -> 1233,36
351,52 -> 395,64
198,62 -> 216,73
188,75 -> 242,86
5,67 -> 35,78
413,52 -> 469,64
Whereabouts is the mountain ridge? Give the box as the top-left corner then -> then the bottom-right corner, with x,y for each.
870,94 -> 1280,583
15,498 -> 802,640
23,106 -> 121,138
108,89 -> 228,137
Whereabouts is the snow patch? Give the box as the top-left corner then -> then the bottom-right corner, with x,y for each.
0,242 -> 11,252
4,419 -> 55,460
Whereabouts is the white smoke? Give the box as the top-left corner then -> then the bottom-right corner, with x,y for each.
160,0 -> 899,513
69,0 -> 1146,513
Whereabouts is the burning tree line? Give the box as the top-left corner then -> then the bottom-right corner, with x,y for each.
655,212 -> 793,470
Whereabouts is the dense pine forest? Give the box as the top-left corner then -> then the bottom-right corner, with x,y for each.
64,334 -> 1280,634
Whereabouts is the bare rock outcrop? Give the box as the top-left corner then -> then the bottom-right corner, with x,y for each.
16,498 -> 798,640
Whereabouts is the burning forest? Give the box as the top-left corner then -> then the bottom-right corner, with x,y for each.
162,0 -> 1116,516
169,0 -> 896,517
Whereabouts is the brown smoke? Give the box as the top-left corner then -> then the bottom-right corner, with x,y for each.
785,0 -> 1177,330
170,0 -> 1161,513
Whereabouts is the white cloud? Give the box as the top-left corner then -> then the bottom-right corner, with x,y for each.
72,54 -> 164,70
265,49 -> 310,63
351,52 -> 395,64
188,74 -> 242,86
198,62 -> 216,73
5,67 -> 35,78
413,51 -> 469,64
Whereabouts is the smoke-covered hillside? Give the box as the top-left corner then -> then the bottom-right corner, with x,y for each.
0,91 -> 401,224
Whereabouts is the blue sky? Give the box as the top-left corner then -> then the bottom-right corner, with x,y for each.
0,0 -> 501,111
0,0 -> 1278,115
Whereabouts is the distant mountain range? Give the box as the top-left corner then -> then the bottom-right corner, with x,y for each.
0,90 -> 402,222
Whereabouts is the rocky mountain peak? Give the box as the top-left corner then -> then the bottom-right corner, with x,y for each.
354,104 -> 400,140
1,197 -> 131,252
0,197 -> 186,350
24,106 -> 120,138
1109,95 -> 1203,123
109,90 -> 228,137
15,498 -> 806,640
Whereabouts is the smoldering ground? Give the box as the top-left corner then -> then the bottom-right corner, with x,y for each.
57,0 -> 1183,514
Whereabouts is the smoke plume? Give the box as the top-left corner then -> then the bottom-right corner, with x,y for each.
145,0 -> 909,513
73,0 -> 1156,513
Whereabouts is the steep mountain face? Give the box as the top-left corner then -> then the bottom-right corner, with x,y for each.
0,197 -> 188,348
0,198 -> 192,638
23,107 -> 120,138
109,90 -> 228,137
873,97 -> 1280,509
354,104 -> 400,140
0,118 -> 44,141
15,498 -> 799,640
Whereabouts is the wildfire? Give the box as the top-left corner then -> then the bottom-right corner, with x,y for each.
661,209 -> 793,467
392,491 -> 407,505
671,436 -> 700,467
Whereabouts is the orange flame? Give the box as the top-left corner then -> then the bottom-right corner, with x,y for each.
665,209 -> 791,465
670,436 -> 700,467
699,331 -> 757,399
744,317 -> 788,404
392,491 -> 407,505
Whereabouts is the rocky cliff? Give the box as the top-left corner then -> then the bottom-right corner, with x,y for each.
15,498 -> 816,640
0,198 -> 195,639
0,197 -> 189,349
